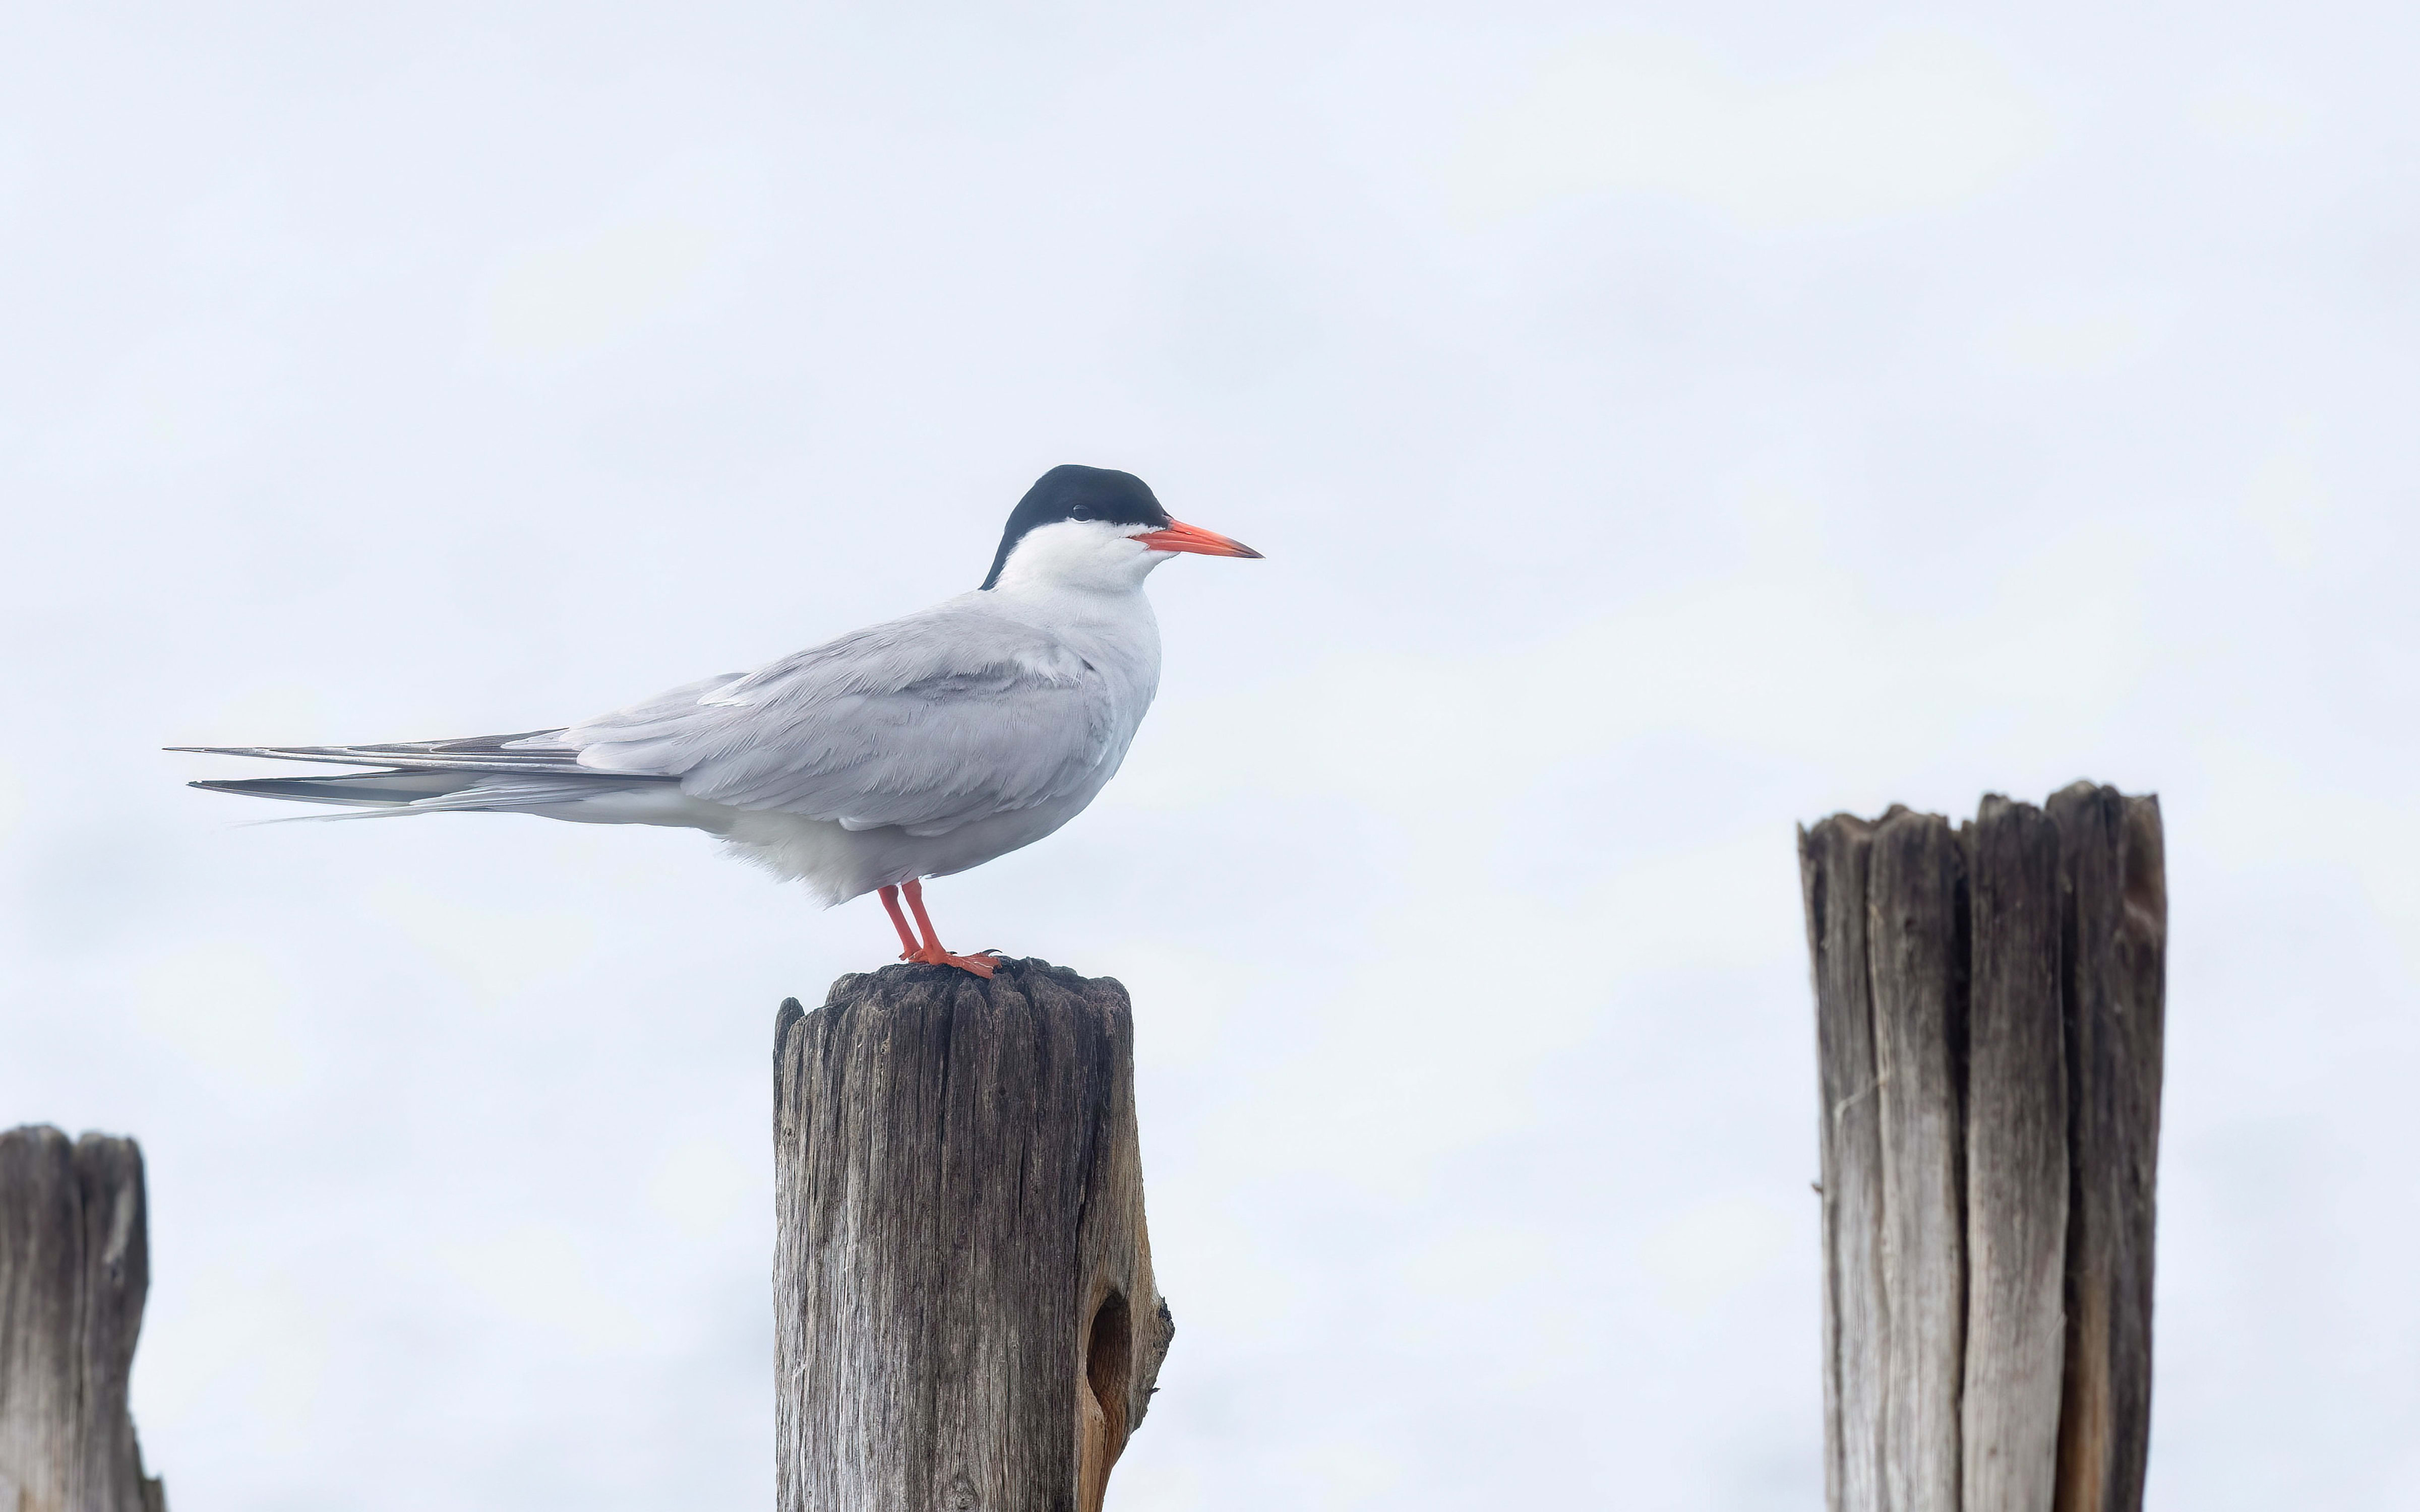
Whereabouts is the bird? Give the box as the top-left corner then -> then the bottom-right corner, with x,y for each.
175,464 -> 1261,977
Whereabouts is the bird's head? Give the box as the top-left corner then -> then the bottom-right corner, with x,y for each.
982,465 -> 1260,596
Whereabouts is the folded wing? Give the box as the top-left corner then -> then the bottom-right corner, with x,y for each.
555,603 -> 1125,837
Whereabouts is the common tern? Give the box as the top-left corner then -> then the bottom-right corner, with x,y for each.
176,465 -> 1261,977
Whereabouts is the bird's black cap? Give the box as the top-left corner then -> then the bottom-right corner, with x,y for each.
981,465 -> 1172,590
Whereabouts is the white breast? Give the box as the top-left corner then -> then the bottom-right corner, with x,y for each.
709,576 -> 1163,904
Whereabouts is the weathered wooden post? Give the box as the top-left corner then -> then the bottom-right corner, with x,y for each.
773,959 -> 1174,1512
0,1126 -> 169,1512
1799,783 -> 2166,1512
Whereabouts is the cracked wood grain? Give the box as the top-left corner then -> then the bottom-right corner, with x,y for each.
1964,798 -> 2067,1512
773,959 -> 1172,1512
0,1125 -> 168,1512
2047,785 -> 2165,1512
1801,787 -> 2164,1512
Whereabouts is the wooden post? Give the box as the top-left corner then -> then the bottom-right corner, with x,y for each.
1867,812 -> 1966,1512
772,959 -> 1174,1512
2045,787 -> 2165,1512
0,1126 -> 169,1512
1799,783 -> 2166,1512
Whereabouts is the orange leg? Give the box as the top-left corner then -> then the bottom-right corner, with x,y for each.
897,877 -> 1000,978
878,885 -> 921,958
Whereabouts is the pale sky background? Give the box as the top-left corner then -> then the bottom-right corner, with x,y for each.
4,3 -> 2416,1508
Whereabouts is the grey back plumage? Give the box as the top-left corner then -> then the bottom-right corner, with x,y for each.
179,595 -> 1141,840
559,600 -> 1129,836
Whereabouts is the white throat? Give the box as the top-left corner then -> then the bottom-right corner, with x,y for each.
987,519 -> 1168,599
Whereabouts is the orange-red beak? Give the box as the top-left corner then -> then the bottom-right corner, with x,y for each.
1133,519 -> 1263,558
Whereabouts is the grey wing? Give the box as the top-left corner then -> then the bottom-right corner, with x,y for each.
555,607 -> 1124,836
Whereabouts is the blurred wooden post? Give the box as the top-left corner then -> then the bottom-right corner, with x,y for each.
1799,783 -> 2166,1512
772,959 -> 1174,1512
0,1126 -> 170,1512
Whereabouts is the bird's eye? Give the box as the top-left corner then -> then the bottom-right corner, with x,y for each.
1069,504 -> 1097,521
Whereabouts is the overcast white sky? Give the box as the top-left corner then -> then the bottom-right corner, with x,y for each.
5,3 -> 2416,1508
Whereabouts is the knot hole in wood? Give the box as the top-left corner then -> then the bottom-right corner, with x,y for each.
1087,1289 -> 1132,1443
1077,1287 -> 1134,1512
